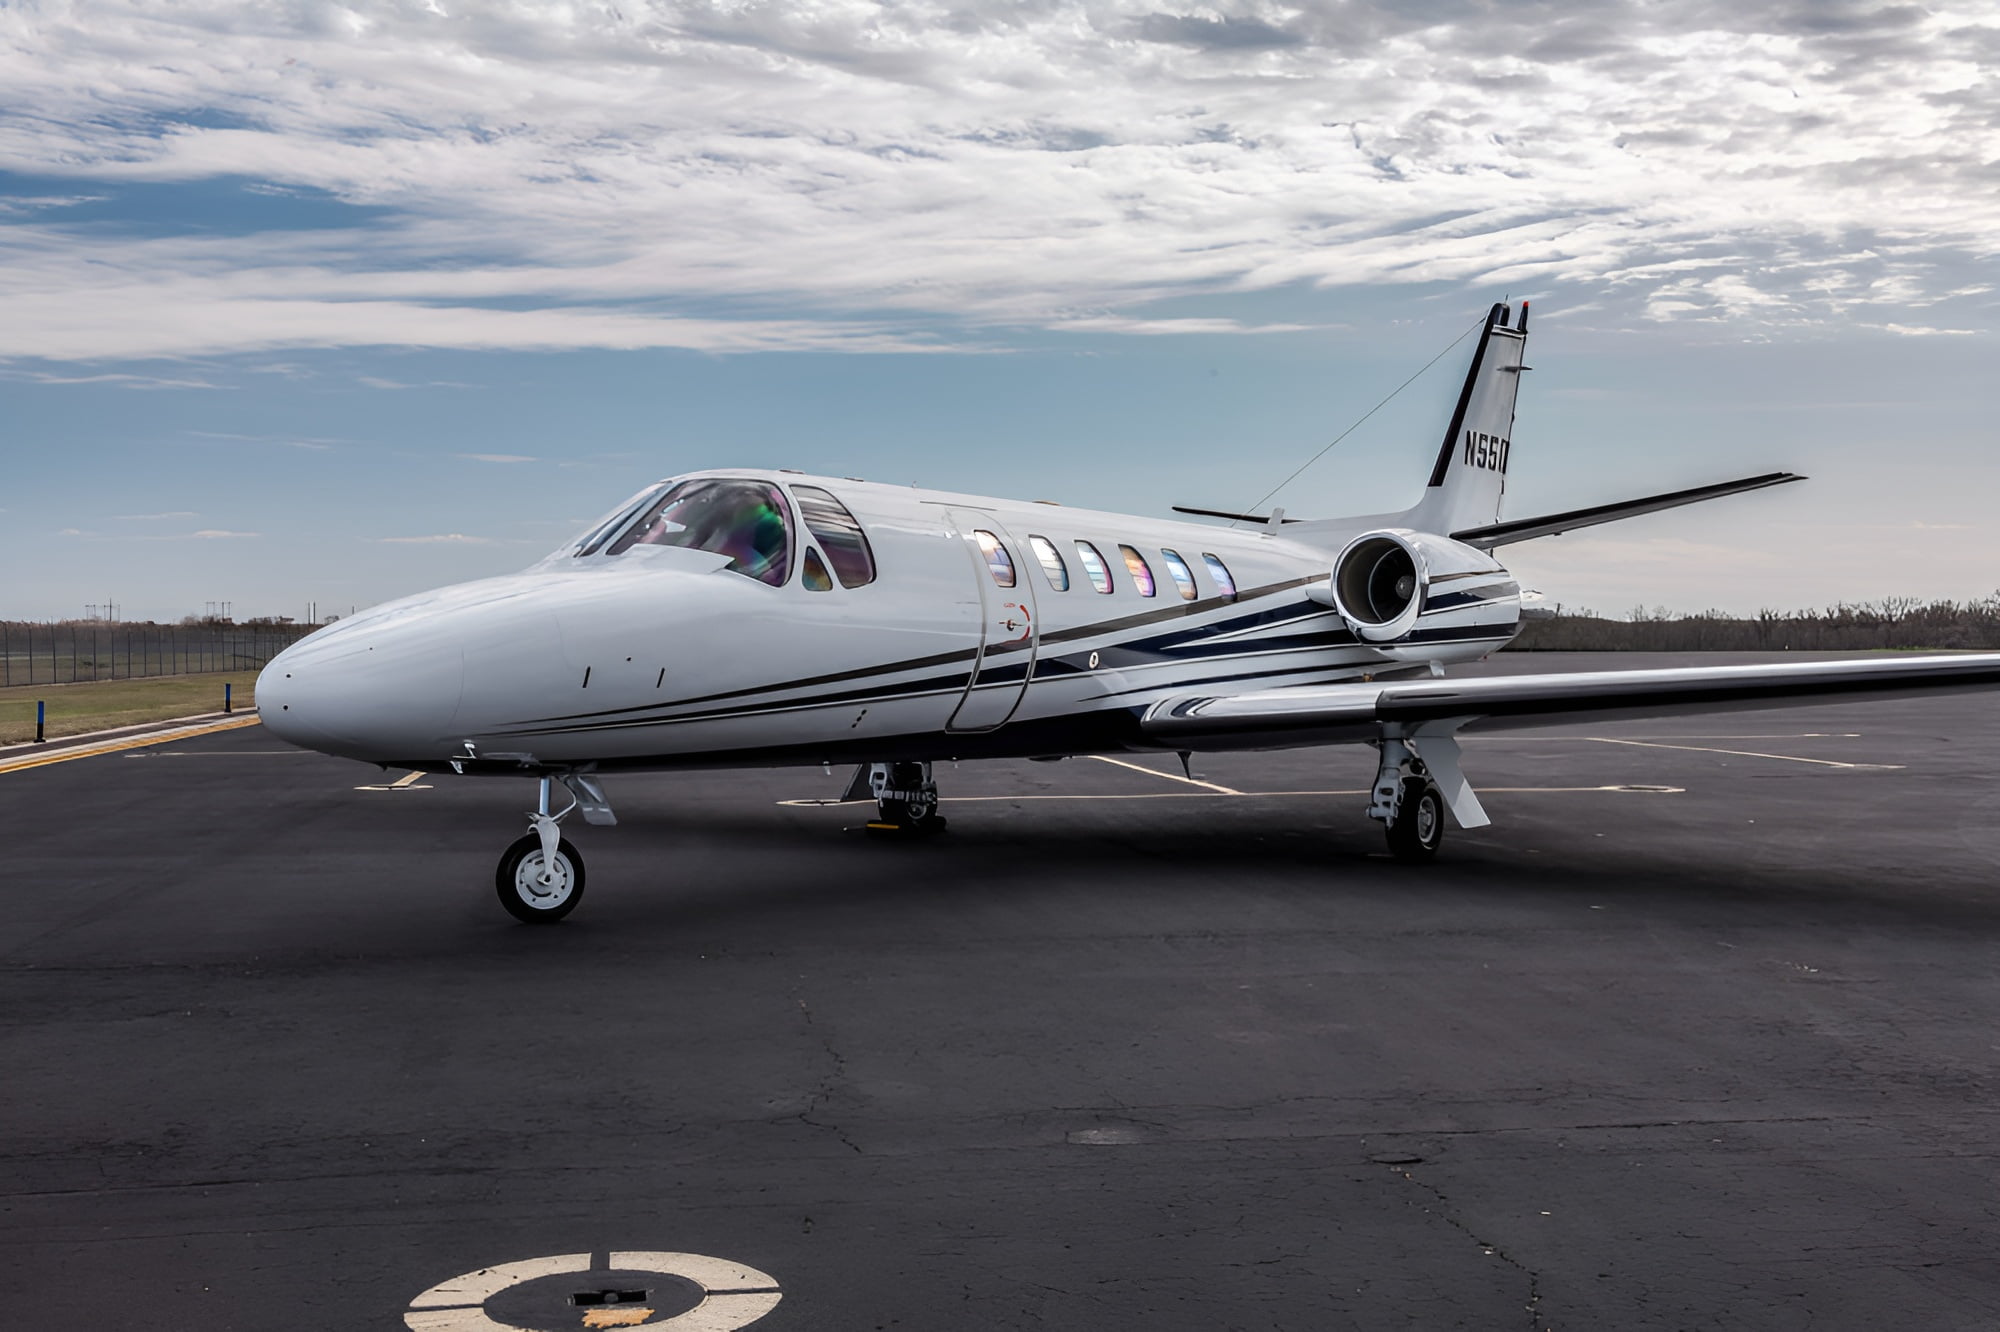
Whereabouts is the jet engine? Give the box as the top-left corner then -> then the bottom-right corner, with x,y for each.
1328,528 -> 1519,649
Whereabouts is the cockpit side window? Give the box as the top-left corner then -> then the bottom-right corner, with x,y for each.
791,485 -> 877,588
604,478 -> 794,586
801,548 -> 834,591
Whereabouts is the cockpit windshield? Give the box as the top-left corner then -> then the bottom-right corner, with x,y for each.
603,477 -> 793,586
568,483 -> 669,558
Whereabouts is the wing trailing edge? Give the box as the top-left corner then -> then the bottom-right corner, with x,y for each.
1451,472 -> 1805,549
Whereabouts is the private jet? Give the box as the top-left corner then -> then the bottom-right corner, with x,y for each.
257,303 -> 2000,922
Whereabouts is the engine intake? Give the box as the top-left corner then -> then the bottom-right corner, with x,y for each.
1333,531 -> 1427,642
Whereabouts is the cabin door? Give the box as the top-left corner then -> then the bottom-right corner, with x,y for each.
945,511 -> 1039,733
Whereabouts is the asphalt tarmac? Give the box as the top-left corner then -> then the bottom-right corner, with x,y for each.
6,652 -> 2000,1330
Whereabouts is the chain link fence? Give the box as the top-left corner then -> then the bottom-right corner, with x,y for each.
0,622 -> 317,687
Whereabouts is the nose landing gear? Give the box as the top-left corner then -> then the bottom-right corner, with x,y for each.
494,774 -> 614,923
497,830 -> 585,922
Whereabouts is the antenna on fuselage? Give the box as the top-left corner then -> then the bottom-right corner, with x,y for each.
1190,311 -> 1486,528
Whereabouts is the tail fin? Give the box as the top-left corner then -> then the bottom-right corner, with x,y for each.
1401,302 -> 1528,536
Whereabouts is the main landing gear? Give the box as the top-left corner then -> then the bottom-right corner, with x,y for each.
495,773 -> 616,924
1368,725 -> 1484,862
864,761 -> 947,837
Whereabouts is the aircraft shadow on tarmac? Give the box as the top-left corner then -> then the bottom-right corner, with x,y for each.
447,797 -> 2000,944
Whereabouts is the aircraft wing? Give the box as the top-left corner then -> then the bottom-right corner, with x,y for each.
1141,654 -> 2000,749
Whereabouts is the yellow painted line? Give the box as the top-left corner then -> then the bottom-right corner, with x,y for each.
0,715 -> 262,775
1087,753 -> 1243,795
355,769 -> 434,792
1586,737 -> 1902,770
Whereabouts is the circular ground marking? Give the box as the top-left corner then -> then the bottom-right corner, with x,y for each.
406,1252 -> 781,1331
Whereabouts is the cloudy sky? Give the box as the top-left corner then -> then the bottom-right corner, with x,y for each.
2,0 -> 1994,622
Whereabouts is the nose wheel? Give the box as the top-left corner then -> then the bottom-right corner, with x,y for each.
496,832 -> 586,922
492,774 -> 606,923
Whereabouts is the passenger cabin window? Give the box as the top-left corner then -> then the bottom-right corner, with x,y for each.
974,530 -> 1015,587
1201,552 -> 1237,600
1074,541 -> 1113,593
1119,545 -> 1156,597
605,478 -> 793,586
1027,535 -> 1069,591
801,548 -> 833,591
1159,549 -> 1199,601
791,485 -> 876,588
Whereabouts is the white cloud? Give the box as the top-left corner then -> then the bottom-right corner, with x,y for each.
187,529 -> 259,539
0,368 -> 221,389
358,375 -> 475,389
377,533 -> 493,544
455,452 -> 537,463
0,2 -> 1995,358
179,429 -> 340,450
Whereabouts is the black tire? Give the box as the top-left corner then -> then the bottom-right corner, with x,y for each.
1384,778 -> 1445,862
878,795 -> 937,825
876,762 -> 939,829
495,832 -> 586,923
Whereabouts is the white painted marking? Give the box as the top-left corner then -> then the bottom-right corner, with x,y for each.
408,1252 -> 592,1307
1087,754 -> 1243,795
1484,733 -> 1863,741
1586,737 -> 1903,770
123,749 -> 308,756
778,785 -> 1680,808
608,1252 -> 779,1292
406,1251 -> 781,1331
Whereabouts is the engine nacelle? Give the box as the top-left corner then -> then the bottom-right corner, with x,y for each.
1326,528 -> 1520,652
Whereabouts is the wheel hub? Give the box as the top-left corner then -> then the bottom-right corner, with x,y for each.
1415,798 -> 1438,843
514,852 -> 573,908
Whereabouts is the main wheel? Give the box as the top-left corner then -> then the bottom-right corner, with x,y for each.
875,761 -> 940,830
495,832 -> 586,923
1384,778 -> 1445,862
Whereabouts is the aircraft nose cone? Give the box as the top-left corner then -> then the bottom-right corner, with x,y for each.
259,626 -> 465,761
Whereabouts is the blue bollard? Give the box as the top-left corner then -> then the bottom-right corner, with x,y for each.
35,700 -> 45,744
225,682 -> 233,715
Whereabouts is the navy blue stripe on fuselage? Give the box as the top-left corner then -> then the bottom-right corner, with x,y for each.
501,578 -> 1324,731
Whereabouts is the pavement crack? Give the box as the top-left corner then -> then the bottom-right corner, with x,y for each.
793,993 -> 862,1155
1391,1163 -> 1544,1329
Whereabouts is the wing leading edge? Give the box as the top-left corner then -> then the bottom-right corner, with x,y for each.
1142,654 -> 2000,749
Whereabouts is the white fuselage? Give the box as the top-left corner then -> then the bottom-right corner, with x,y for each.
257,470 -> 1522,773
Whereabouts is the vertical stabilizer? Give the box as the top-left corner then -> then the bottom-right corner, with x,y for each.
1401,302 -> 1528,536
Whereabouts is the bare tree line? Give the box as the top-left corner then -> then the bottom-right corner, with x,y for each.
1510,596 -> 2000,652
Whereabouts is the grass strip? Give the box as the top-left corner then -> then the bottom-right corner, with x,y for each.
0,674 -> 259,746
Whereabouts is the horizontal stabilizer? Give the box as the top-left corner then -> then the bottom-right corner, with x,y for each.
1451,472 -> 1804,549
